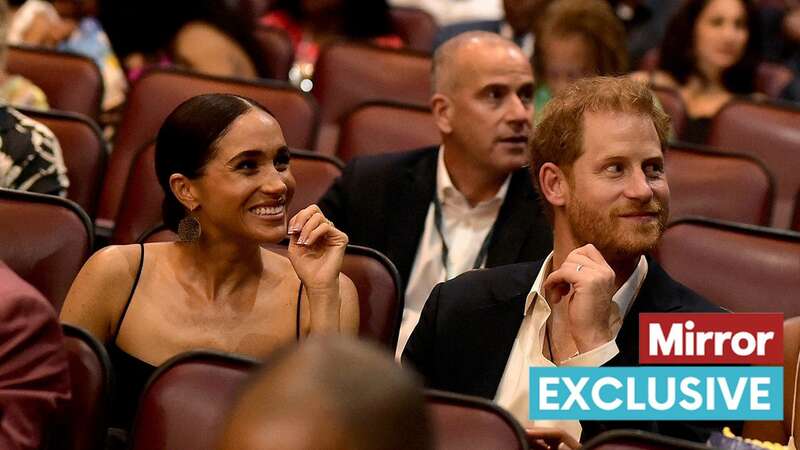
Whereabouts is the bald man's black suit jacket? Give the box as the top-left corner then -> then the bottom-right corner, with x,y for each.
403,257 -> 732,444
317,147 -> 553,287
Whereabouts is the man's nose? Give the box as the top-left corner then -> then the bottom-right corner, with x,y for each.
506,94 -> 531,123
624,170 -> 654,202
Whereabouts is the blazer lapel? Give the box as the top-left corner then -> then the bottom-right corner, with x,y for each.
385,148 -> 438,286
486,169 -> 540,267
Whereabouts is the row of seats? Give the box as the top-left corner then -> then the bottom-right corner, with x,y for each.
60,316 -> 800,450
13,43 -> 800,232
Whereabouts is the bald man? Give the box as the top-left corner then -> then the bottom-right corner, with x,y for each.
217,337 -> 432,450
319,32 -> 552,357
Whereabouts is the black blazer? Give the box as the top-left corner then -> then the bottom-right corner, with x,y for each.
318,147 -> 553,287
403,257 -> 731,443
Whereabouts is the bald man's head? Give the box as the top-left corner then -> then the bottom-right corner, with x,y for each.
218,337 -> 433,450
431,31 -> 527,95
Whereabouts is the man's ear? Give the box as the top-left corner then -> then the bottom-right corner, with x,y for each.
169,174 -> 200,212
431,93 -> 453,135
539,162 -> 569,208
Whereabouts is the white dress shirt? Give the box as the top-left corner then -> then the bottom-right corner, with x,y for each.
494,253 -> 648,442
388,0 -> 503,26
395,147 -> 510,359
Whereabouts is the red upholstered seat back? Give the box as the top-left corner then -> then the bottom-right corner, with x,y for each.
651,86 -> 686,139
655,219 -> 800,317
55,324 -> 112,450
389,7 -> 439,53
129,351 -> 257,450
97,69 -> 319,230
112,146 -> 342,244
0,189 -> 92,310
743,317 -> 800,445
583,429 -> 713,450
707,99 -> 800,228
18,108 -> 107,218
313,42 -> 431,154
426,390 -> 529,450
336,101 -> 439,163
666,143 -> 773,225
251,25 -> 294,80
7,46 -> 103,119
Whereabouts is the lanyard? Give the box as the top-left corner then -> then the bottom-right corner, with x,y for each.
432,194 -> 495,279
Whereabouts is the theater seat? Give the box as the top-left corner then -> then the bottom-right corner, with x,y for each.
389,7 -> 439,53
96,68 -> 319,234
655,218 -> 800,317
336,101 -> 439,163
706,99 -> 800,228
17,107 -> 107,218
53,324 -> 112,450
138,230 -> 403,349
742,316 -> 800,447
251,25 -> 294,80
112,146 -> 342,244
651,86 -> 686,139
128,351 -> 257,450
7,46 -> 103,119
794,189 -> 800,232
666,143 -> 773,226
426,390 -> 529,450
582,429 -> 711,450
313,42 -> 432,154
0,189 -> 92,310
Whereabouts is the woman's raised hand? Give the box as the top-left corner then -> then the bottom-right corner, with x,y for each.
286,205 -> 348,291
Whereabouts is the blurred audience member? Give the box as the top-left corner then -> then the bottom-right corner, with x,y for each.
8,0 -> 127,111
0,105 -> 69,196
8,0 -> 126,111
434,0 -> 552,57
0,0 -> 46,108
60,94 -> 358,435
0,261 -> 70,450
533,0 -> 629,112
261,0 -> 402,89
218,337 -> 433,450
633,0 -> 761,143
318,32 -> 552,359
388,0 -> 503,26
98,0 -> 268,82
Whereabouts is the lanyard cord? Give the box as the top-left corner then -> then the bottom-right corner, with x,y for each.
432,194 -> 495,279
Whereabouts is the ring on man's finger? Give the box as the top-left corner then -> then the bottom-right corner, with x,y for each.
576,264 -> 583,272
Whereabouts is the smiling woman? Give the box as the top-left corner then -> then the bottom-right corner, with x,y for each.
58,94 -> 359,437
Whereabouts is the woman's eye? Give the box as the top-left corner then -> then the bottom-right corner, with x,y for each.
605,164 -> 623,174
236,160 -> 258,171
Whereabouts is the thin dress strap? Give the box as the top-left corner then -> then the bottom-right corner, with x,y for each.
113,243 -> 144,339
296,282 -> 303,341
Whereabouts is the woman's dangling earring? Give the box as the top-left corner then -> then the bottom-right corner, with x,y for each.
178,214 -> 202,242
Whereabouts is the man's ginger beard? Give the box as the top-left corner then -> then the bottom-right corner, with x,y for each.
564,187 -> 669,263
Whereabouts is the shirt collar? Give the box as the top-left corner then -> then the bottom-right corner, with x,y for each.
436,145 -> 511,207
524,252 -> 649,319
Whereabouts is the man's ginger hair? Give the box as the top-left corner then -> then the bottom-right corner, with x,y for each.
529,76 -> 671,221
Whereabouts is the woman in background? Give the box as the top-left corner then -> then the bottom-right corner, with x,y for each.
634,0 -> 761,143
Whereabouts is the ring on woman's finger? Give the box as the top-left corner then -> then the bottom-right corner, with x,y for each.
576,264 -> 583,272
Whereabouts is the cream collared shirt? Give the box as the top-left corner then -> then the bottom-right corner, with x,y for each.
395,147 -> 510,359
494,253 -> 648,442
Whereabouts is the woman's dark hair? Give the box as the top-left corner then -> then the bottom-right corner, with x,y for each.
272,0 -> 394,39
154,94 -> 272,232
659,0 -> 761,94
